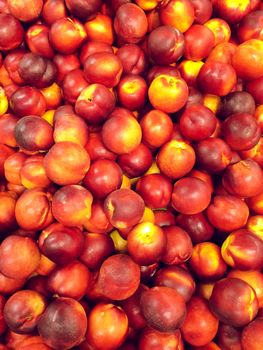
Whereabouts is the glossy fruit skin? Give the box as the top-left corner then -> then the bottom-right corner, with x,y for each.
140,286 -> 186,332
0,14 -> 24,51
172,177 -> 211,215
241,317 -> 263,350
180,296 -> 219,347
136,174 -> 172,209
154,266 -> 196,302
138,327 -> 181,350
127,222 -> 167,265
216,323 -> 242,350
179,104 -> 217,141
222,113 -> 261,151
206,195 -> 249,232
197,61 -> 237,96
114,3 -> 148,44
3,290 -> 46,334
104,189 -> 145,229
87,303 -> 128,350
147,26 -> 185,65
209,278 -> 259,327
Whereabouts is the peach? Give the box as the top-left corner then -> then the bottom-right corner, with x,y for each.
228,270 -> 263,308
97,254 -> 140,300
85,14 -> 114,45
75,84 -> 116,124
221,229 -> 263,270
3,290 -> 46,334
157,140 -> 196,179
38,297 -> 88,349
121,284 -> 147,330
62,69 -> 89,105
204,18 -> 231,45
65,0 -> 102,20
172,177 -> 211,214
140,109 -> 173,148
53,53 -> 80,84
84,52 -> 122,88
53,110 -> 89,147
207,42 -> 237,64
51,185 -> 93,227
41,83 -> 62,110
49,17 -> 87,54
0,13 -> 24,50
0,191 -> 17,233
102,114 -> 142,154
216,323 -> 242,350
180,296 -> 219,347
139,327 -> 181,350
223,159 -> 263,198
10,86 -> 46,117
189,242 -> 227,281
114,3 -> 148,43
20,155 -> 51,190
117,44 -> 147,75
127,222 -> 167,265
214,0 -> 251,24
149,75 -> 189,113
184,24 -> 215,60
87,303 -> 128,349
0,273 -> 25,295
154,266 -> 195,302
14,116 -> 54,152
44,142 -> 90,185
0,114 -> 18,148
15,189 -> 53,231
80,232 -> 114,270
104,189 -> 145,229
136,174 -> 172,209
140,286 -> 186,332
197,61 -> 237,96
209,278 -> 258,327
83,159 -> 122,199
160,0 -> 195,33
42,0 -> 67,25
117,143 -> 152,178
242,317 -> 263,350
7,0 -> 43,22
84,200 -> 113,234
39,223 -> 85,265
0,235 -> 40,279
47,261 -> 90,300
117,74 -> 148,111
232,39 -> 263,81
147,25 -> 185,65
26,24 -> 54,59
207,195 -> 249,232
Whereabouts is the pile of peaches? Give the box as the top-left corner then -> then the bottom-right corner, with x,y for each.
0,0 -> 263,349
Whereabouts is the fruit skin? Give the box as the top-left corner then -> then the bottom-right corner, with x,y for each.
140,286 -> 186,332
38,297 -> 88,350
180,296 -> 219,347
209,278 -> 259,327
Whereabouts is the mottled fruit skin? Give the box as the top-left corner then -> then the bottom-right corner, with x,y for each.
140,286 -> 186,332
97,254 -> 140,300
38,297 -> 87,350
242,317 -> 263,350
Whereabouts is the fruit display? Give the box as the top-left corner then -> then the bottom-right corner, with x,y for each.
0,0 -> 262,349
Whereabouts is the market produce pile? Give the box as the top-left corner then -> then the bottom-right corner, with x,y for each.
0,0 -> 263,349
